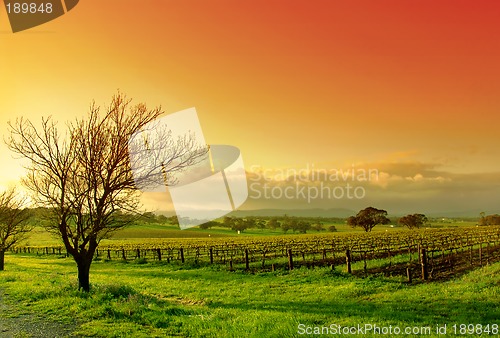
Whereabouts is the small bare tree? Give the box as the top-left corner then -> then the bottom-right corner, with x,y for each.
0,188 -> 32,271
7,93 -> 207,290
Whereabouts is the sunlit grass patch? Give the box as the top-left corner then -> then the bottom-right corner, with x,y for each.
1,253 -> 499,337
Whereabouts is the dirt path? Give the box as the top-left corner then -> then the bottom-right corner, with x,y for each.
0,289 -> 79,338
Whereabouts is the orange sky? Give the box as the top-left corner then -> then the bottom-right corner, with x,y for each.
1,1 -> 499,214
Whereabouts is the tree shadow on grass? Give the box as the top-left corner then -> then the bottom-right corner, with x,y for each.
207,296 -> 500,326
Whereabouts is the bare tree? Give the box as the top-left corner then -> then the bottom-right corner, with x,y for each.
7,93 -> 207,291
0,188 -> 32,271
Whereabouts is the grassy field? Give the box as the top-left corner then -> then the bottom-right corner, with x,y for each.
1,253 -> 499,337
6,219 -> 493,337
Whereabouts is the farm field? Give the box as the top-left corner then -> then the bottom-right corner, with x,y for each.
17,226 -> 500,282
20,219 -> 479,248
1,253 -> 500,337
6,220 -> 499,337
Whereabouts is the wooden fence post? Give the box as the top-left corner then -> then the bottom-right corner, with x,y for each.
245,249 -> 250,270
420,248 -> 428,281
417,244 -> 421,264
346,249 -> 352,274
479,243 -> 483,266
469,245 -> 473,266
363,251 -> 367,275
487,242 -> 490,265
288,249 -> 294,270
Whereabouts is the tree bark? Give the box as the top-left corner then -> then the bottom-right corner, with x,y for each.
0,250 -> 5,271
76,257 -> 92,292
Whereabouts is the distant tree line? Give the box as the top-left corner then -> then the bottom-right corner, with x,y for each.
479,213 -> 500,226
139,212 -> 178,225
347,207 -> 429,232
199,216 -> 338,234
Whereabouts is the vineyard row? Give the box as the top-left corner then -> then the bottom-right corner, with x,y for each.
11,226 -> 500,280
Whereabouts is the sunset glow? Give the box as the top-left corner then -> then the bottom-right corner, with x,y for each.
1,1 -> 499,215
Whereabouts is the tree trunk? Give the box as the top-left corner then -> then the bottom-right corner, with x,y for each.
63,231 -> 98,292
76,257 -> 92,292
0,250 -> 5,271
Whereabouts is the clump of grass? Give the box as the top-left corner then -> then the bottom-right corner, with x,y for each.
134,257 -> 148,265
94,283 -> 137,300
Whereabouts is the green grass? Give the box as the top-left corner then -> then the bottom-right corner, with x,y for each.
1,253 -> 499,337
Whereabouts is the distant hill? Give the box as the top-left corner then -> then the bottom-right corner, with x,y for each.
426,209 -> 495,219
227,208 -> 356,218
155,208 -> 492,220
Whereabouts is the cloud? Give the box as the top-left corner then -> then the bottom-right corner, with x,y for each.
242,161 -> 500,214
138,160 -> 500,215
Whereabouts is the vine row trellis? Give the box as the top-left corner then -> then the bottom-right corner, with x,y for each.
12,226 -> 500,281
